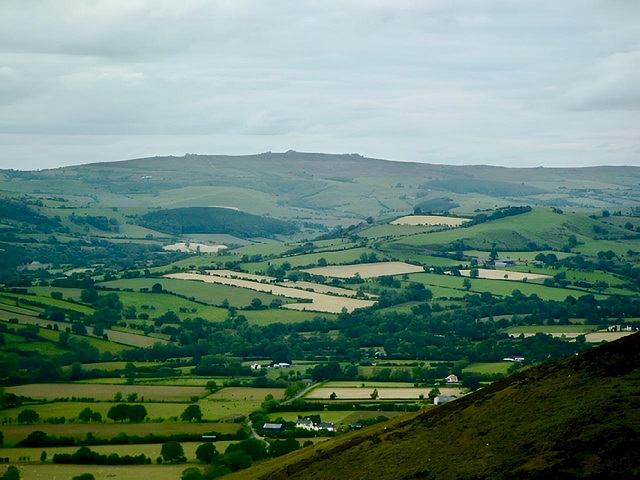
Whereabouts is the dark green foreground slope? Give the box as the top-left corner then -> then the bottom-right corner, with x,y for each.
232,334 -> 640,479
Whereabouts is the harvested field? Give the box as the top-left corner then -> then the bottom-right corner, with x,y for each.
584,331 -> 635,342
0,422 -> 240,446
209,387 -> 286,401
13,464 -> 191,480
279,281 -> 367,297
306,386 -> 463,400
207,269 -> 275,282
5,383 -> 207,402
302,261 -> 424,279
391,215 -> 469,226
164,273 -> 374,313
457,268 -> 551,281
163,242 -> 227,253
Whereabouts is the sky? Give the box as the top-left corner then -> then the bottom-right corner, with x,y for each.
0,0 -> 639,170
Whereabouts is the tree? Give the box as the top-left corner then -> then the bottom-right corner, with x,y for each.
71,475 -> 95,480
2,466 -> 20,480
317,257 -> 327,267
205,380 -> 217,393
107,404 -> 129,423
127,392 -> 138,403
181,467 -> 203,480
181,404 -> 203,423
370,388 -> 379,399
40,451 -> 47,462
0,431 -> 4,446
470,269 -> 479,278
151,283 -> 163,293
463,278 -> 472,291
250,298 -> 262,309
17,409 -> 39,424
78,407 -> 94,423
330,392 -> 337,400
195,442 -> 218,464
602,210 -> 610,217
114,392 -> 123,402
128,405 -> 148,423
269,438 -> 300,458
161,441 -> 186,464
80,289 -> 99,303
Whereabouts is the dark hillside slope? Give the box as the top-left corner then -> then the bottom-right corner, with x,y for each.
231,333 -> 640,479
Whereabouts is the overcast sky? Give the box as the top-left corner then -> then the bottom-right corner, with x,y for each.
0,0 -> 639,170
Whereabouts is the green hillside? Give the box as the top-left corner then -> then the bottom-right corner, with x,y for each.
229,333 -> 640,479
385,208 -> 637,253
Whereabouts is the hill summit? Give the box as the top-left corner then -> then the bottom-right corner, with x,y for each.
231,333 -> 640,479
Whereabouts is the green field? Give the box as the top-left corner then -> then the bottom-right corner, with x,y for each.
463,362 -> 513,375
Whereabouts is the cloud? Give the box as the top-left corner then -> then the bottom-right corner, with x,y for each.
0,0 -> 638,169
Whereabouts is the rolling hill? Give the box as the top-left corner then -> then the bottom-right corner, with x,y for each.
230,333 -> 640,479
2,152 -> 640,226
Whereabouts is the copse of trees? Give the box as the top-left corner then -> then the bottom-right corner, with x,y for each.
106,404 -> 147,423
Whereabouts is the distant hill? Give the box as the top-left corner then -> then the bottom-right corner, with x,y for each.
2,152 -> 639,226
230,333 -> 640,479
140,207 -> 298,238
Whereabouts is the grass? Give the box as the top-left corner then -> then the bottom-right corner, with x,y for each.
242,247 -> 385,273
4,383 -> 208,402
463,362 -> 512,375
0,292 -> 94,315
405,272 -> 605,302
0,400 -> 260,424
7,464 -> 192,480
0,421 -> 241,446
209,387 -> 286,401
99,278 -> 288,308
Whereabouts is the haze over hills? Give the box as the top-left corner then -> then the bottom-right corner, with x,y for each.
230,333 -> 640,480
2,152 -> 640,230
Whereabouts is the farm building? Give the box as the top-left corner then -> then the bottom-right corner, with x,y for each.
296,416 -> 336,432
263,423 -> 286,433
445,374 -> 459,383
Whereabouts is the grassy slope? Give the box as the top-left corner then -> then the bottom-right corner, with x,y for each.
230,333 -> 640,479
387,209 -> 637,252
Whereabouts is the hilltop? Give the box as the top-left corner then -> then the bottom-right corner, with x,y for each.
2,152 -> 640,227
229,333 -> 640,479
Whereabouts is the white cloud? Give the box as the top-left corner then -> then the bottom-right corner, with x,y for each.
0,0 -> 638,169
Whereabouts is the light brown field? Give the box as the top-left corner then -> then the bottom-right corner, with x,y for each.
0,422 -> 240,446
5,383 -> 208,402
207,269 -> 275,282
302,261 -> 424,279
391,215 -> 469,226
458,268 -> 551,281
584,331 -> 635,342
163,242 -> 227,253
11,464 -> 191,480
164,273 -> 375,313
209,387 -> 286,401
306,386 -> 463,400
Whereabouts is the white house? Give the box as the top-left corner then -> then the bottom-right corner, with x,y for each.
434,395 -> 457,405
445,374 -> 459,383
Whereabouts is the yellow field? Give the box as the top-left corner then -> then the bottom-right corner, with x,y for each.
391,215 -> 469,226
11,464 -> 191,480
306,386 -> 463,400
164,273 -> 374,313
302,261 -> 424,279
209,387 -> 286,401
5,383 -> 208,402
458,269 -> 551,281
0,421 -> 240,446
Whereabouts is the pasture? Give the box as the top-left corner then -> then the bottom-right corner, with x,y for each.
463,362 -> 512,375
0,422 -> 241,446
457,269 -> 551,281
303,261 -> 424,279
391,215 -> 469,226
8,464 -> 192,480
209,387 -> 286,401
4,383 -> 208,402
306,386 -> 463,400
163,242 -> 227,253
163,273 -> 375,313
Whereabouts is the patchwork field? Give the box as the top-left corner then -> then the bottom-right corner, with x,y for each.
305,386 -> 463,400
457,269 -> 551,281
0,422 -> 240,446
163,242 -> 227,253
164,273 -> 374,313
5,383 -> 208,402
303,261 -> 425,279
391,215 -> 469,226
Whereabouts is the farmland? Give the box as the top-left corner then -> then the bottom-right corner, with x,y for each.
390,215 -> 469,226
306,386 -> 463,400
163,272 -> 375,313
5,383 -> 208,402
302,261 -> 425,279
457,269 -> 551,281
